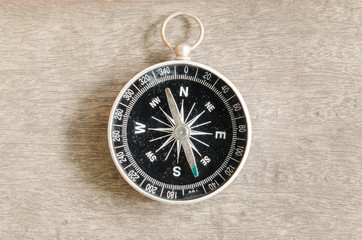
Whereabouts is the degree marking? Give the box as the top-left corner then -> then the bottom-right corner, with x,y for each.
235,138 -> 246,141
160,186 -> 164,197
234,116 -> 245,120
152,71 -> 157,79
140,178 -> 145,187
218,173 -> 226,181
194,68 -> 199,77
124,164 -> 132,170
133,84 -> 140,91
226,95 -> 236,101
229,157 -> 240,163
212,78 -> 219,88
119,102 -> 128,108
202,184 -> 206,193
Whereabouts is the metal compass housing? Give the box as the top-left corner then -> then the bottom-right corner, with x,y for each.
108,13 -> 251,203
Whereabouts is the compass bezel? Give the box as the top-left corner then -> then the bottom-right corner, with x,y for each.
108,60 -> 252,204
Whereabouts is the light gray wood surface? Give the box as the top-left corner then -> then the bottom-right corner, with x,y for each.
0,1 -> 361,239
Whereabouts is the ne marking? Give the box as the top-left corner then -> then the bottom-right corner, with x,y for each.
114,145 -> 124,149
113,124 -> 122,127
174,66 -> 176,76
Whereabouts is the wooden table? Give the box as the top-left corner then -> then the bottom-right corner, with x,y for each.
0,1 -> 361,239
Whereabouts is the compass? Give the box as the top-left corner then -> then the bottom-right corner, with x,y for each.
108,13 -> 251,203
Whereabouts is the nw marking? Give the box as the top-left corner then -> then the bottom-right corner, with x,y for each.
149,97 -> 161,108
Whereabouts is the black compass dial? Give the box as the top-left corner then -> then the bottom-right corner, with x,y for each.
109,62 -> 250,202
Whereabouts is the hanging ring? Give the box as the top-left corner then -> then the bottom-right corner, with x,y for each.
161,12 -> 204,51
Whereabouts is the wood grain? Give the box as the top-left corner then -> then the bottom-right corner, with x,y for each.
0,1 -> 361,239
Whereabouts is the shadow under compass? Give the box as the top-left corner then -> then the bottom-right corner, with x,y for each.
66,73 -> 150,204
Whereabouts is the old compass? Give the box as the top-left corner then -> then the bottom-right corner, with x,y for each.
108,12 -> 251,203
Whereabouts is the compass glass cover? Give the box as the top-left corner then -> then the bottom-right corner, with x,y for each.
109,62 -> 250,202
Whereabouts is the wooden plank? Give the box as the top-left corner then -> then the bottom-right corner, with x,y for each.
0,1 -> 361,239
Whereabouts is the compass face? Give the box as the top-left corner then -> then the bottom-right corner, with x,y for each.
108,61 -> 251,203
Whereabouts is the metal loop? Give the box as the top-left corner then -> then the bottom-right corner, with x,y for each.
161,12 -> 204,51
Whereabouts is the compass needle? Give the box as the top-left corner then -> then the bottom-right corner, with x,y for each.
165,88 -> 199,177
108,12 -> 250,203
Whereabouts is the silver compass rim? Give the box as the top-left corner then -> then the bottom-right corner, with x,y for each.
107,60 -> 252,204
